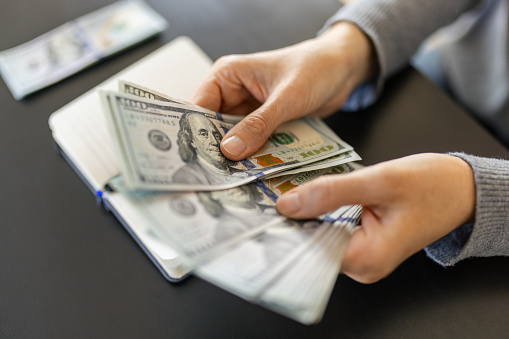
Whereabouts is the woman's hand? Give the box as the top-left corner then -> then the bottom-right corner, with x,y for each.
190,22 -> 375,160
276,153 -> 476,283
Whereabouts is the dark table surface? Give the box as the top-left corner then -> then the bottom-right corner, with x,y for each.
1,1 -> 509,338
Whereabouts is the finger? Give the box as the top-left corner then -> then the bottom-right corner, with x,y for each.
190,75 -> 224,111
191,55 -> 264,113
276,172 -> 372,219
220,82 -> 308,160
340,224 -> 409,284
191,75 -> 260,116
220,101 -> 277,160
221,95 -> 261,116
339,209 -> 393,284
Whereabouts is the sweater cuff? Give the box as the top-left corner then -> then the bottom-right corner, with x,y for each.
425,152 -> 509,266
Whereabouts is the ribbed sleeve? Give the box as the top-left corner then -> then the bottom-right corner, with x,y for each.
321,0 -> 478,86
318,3 -> 509,264
425,153 -> 509,266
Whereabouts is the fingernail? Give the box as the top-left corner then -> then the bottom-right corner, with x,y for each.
278,191 -> 301,215
222,135 -> 246,157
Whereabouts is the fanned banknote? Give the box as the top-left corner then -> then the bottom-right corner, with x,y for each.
119,80 -> 362,179
108,163 -> 360,268
108,161 -> 361,323
100,88 -> 357,191
0,1 -> 167,100
198,217 -> 356,324
258,216 -> 357,324
119,80 -> 195,106
102,80 -> 364,323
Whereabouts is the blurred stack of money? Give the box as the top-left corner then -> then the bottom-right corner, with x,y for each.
0,1 -> 167,100
101,81 -> 363,324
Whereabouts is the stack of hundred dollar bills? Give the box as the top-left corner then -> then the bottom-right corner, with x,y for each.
101,80 -> 363,324
0,1 -> 167,100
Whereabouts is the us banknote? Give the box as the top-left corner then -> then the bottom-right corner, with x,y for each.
263,151 -> 360,178
259,216 -> 357,324
105,81 -> 364,323
197,215 -> 357,324
119,80 -> 362,179
194,166 -> 362,323
0,1 -> 167,100
101,89 -> 356,191
196,203 -> 360,295
119,80 -> 195,106
107,162 -> 359,268
110,168 -> 360,323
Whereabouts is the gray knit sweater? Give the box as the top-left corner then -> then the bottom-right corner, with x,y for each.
323,0 -> 509,265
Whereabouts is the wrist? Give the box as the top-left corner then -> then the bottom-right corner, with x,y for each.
318,21 -> 378,88
445,154 -> 476,225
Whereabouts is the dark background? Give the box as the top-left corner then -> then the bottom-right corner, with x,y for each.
1,1 -> 508,338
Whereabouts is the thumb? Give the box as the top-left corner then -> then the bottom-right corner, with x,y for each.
276,172 -> 371,219
220,99 -> 287,160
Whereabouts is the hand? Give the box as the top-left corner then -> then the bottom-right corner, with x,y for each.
190,22 -> 375,160
276,153 -> 476,283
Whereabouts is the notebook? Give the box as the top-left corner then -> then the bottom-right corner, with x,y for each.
49,36 -> 213,281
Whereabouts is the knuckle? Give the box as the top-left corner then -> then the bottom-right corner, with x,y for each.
297,175 -> 341,214
347,262 -> 387,284
215,54 -> 235,65
212,55 -> 240,79
343,243 -> 392,284
354,271 -> 387,284
311,175 -> 339,203
242,114 -> 271,138
215,54 -> 243,70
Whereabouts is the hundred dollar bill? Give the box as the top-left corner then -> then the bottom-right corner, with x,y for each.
101,90 -> 354,191
119,80 -> 195,106
107,163 -> 359,268
109,177 -> 283,268
259,217 -> 357,324
119,80 -> 363,180
264,163 -> 356,195
0,1 -> 167,100
195,219 -> 328,299
196,203 -> 360,324
263,151 -> 361,179
196,204 -> 360,299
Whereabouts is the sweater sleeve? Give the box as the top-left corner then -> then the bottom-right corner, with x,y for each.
320,0 -> 479,110
424,153 -> 509,266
